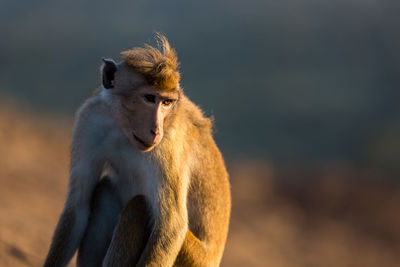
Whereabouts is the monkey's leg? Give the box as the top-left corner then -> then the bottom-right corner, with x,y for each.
102,195 -> 209,267
77,178 -> 123,267
102,195 -> 152,267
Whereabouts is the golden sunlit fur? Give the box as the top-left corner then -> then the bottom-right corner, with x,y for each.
121,33 -> 180,91
44,34 -> 231,267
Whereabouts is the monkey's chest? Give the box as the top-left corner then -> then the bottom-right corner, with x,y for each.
109,153 -> 160,218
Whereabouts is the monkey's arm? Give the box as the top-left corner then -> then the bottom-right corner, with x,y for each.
44,164 -> 103,266
44,165 -> 101,267
44,109 -> 106,267
135,184 -> 189,267
102,195 -> 152,266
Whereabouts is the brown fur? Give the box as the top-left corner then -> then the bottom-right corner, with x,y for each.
105,195 -> 152,266
44,34 -> 230,267
120,33 -> 180,91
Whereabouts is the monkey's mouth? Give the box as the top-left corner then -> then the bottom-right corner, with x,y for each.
133,133 -> 153,149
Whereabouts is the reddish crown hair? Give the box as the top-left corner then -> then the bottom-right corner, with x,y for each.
121,34 -> 180,91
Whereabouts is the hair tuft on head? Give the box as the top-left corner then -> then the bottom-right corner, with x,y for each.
120,33 -> 180,91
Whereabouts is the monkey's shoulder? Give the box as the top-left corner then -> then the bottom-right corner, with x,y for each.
76,91 -> 114,121
71,93 -> 119,142
180,96 -> 213,136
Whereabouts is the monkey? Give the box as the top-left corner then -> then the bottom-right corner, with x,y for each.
44,34 -> 231,267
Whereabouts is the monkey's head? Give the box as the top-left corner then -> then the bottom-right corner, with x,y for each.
101,35 -> 181,152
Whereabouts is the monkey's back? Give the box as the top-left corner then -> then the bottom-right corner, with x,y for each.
180,96 -> 231,265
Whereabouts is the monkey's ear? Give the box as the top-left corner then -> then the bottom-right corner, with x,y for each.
101,58 -> 117,89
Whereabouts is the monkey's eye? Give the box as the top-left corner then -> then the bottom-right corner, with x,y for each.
162,99 -> 173,106
144,94 -> 156,103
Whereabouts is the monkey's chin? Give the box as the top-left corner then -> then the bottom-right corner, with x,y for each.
132,133 -> 156,152
137,144 -> 156,152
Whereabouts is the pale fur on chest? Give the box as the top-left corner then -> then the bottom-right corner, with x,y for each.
81,99 -> 160,219
101,126 -> 161,219
86,91 -> 191,222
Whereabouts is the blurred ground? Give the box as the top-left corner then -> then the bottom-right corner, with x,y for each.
0,104 -> 399,267
223,162 -> 400,267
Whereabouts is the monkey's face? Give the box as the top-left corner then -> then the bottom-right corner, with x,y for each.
102,59 -> 179,152
117,86 -> 179,152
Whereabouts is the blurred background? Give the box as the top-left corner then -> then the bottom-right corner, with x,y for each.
0,0 -> 399,266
